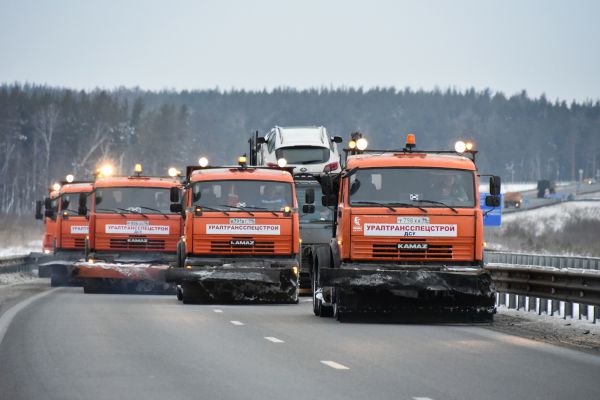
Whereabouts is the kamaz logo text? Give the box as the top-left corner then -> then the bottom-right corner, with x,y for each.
230,240 -> 255,247
397,243 -> 428,250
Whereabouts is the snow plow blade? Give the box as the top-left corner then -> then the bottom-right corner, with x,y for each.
73,261 -> 174,294
320,266 -> 495,317
166,258 -> 299,304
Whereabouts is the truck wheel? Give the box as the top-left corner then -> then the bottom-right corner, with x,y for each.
312,263 -> 333,317
176,240 -> 185,268
50,269 -> 68,287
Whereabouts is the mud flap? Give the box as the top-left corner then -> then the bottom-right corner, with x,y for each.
166,266 -> 299,303
319,267 -> 495,315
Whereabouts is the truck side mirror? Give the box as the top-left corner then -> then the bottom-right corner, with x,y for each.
44,197 -> 52,209
305,188 -> 315,204
485,195 -> 501,207
320,175 -> 333,196
44,209 -> 55,219
322,194 -> 337,207
256,137 -> 266,144
78,193 -> 88,216
170,203 -> 182,213
35,200 -> 43,220
489,176 -> 501,196
332,136 -> 343,143
170,187 -> 180,203
302,204 -> 315,214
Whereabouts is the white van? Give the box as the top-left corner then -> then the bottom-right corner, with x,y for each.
255,126 -> 343,174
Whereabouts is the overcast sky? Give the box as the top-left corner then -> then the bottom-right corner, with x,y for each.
1,0 -> 598,102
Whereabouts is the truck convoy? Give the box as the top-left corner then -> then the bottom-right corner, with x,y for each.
73,164 -> 183,293
166,156 -> 301,304
305,134 -> 501,320
35,178 -> 93,285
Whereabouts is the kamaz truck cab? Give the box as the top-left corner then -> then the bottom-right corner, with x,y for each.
308,134 -> 501,320
166,156 -> 301,304
76,164 -> 183,293
35,178 -> 93,285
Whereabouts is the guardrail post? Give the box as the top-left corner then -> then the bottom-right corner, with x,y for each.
579,304 -> 588,321
517,295 -> 525,311
539,298 -> 548,315
564,302 -> 573,319
528,297 -> 537,312
594,306 -> 599,324
508,294 -> 516,309
551,300 -> 560,316
497,292 -> 506,306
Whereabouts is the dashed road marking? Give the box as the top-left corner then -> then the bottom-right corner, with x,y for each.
413,397 -> 434,400
230,320 -> 244,326
320,360 -> 350,370
302,299 -> 312,303
264,336 -> 285,343
213,309 -> 223,313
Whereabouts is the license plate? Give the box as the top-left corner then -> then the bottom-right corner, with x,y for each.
397,217 -> 430,224
230,218 -> 255,225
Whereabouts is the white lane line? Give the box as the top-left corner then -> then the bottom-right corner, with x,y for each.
320,360 -> 350,370
264,336 -> 285,343
0,288 -> 59,345
230,320 -> 244,326
302,299 -> 312,303
213,309 -> 223,313
413,397 -> 434,400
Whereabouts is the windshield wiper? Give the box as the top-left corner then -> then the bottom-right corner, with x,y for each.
245,206 -> 279,217
196,204 -> 229,216
388,202 -> 429,213
414,200 -> 458,214
95,208 -> 126,216
138,206 -> 169,218
218,204 -> 255,216
117,208 -> 148,218
352,201 -> 397,212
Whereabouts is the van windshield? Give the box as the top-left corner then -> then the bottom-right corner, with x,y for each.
349,168 -> 475,208
192,180 -> 293,212
275,146 -> 330,164
94,187 -> 174,214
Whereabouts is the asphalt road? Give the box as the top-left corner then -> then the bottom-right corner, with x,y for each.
1,288 -> 599,400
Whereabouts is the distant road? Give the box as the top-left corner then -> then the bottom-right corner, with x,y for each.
1,288 -> 599,400
503,182 -> 600,213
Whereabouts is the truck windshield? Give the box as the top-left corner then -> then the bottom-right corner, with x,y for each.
61,192 -> 90,214
295,184 -> 334,223
349,168 -> 475,208
94,187 -> 174,214
192,180 -> 293,212
275,146 -> 330,164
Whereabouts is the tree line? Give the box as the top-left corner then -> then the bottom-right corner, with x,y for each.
1,84 -> 598,214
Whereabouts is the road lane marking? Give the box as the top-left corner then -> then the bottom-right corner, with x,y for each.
230,320 -> 244,326
0,288 -> 59,346
213,309 -> 223,313
302,299 -> 312,303
413,397 -> 434,400
264,336 -> 284,343
320,360 -> 350,370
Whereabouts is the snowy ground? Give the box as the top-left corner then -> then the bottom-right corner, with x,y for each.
486,200 -> 600,256
0,270 -> 39,286
0,240 -> 42,258
491,307 -> 600,354
478,181 -> 571,194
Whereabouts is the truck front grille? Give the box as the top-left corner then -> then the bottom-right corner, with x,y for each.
109,236 -> 166,250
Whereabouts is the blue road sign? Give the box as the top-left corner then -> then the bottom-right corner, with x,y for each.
480,193 -> 502,227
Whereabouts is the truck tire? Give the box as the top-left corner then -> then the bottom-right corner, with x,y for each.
50,268 -> 68,287
313,249 -> 333,317
176,240 -> 185,268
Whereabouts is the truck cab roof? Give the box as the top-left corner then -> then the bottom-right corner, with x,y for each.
190,167 -> 294,183
60,183 -> 93,193
94,176 -> 181,188
347,152 -> 476,171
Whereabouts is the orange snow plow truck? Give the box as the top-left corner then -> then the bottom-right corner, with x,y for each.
73,165 -> 182,294
309,134 -> 501,320
35,179 -> 93,285
165,156 -> 301,304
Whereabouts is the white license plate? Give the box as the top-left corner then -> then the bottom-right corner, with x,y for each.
397,217 -> 430,224
229,218 -> 255,225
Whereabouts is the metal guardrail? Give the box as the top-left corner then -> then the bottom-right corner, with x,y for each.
486,250 -> 600,270
485,251 -> 600,323
0,254 -> 38,274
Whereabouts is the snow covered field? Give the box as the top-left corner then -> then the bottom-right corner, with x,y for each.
486,200 -> 600,256
0,240 -> 42,258
478,181 -> 572,194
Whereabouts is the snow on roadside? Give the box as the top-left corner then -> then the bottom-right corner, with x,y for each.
0,240 -> 42,258
0,271 -> 39,286
501,201 -> 600,236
